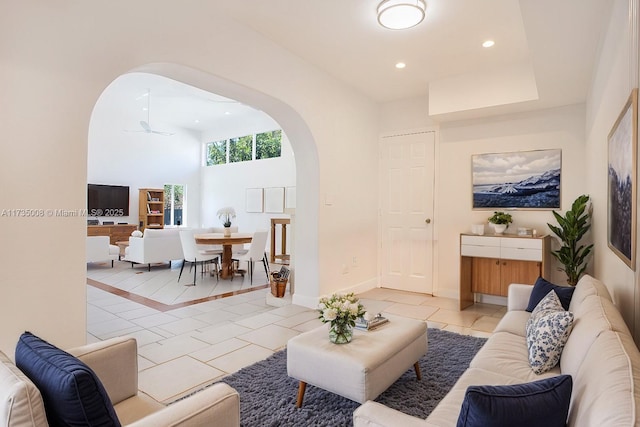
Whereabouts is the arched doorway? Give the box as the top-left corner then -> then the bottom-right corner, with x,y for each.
89,63 -> 320,306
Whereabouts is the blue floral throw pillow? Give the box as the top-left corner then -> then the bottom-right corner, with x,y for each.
526,291 -> 574,374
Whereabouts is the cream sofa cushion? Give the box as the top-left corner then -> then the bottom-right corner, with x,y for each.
425,367 -> 526,427
569,274 -> 612,311
0,351 -> 48,427
493,311 -> 530,336
561,295 -> 632,377
470,332 -> 560,382
568,331 -> 640,427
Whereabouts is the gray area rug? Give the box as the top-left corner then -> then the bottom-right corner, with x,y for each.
217,328 -> 487,427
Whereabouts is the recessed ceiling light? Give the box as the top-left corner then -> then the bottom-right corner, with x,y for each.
224,111 -> 231,115
396,62 -> 406,69
142,107 -> 148,111
194,119 -> 200,123
482,40 -> 495,48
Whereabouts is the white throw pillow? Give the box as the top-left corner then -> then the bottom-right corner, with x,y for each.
526,290 -> 574,374
131,230 -> 143,238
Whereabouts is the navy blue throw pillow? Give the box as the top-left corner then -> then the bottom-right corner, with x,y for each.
457,375 -> 572,427
526,277 -> 575,312
15,332 -> 121,427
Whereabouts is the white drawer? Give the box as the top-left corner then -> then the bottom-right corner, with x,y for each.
461,245 -> 500,258
500,237 -> 542,250
500,247 -> 543,261
461,235 -> 501,247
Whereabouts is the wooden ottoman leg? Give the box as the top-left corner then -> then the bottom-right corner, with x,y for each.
296,381 -> 307,408
414,362 -> 422,380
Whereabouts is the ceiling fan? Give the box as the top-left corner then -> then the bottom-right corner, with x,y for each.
125,89 -> 174,136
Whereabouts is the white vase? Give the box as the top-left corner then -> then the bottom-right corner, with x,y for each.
223,227 -> 231,237
492,224 -> 507,234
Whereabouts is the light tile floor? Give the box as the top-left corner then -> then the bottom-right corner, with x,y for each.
86,263 -> 506,404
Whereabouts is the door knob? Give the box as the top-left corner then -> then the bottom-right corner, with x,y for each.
425,218 -> 431,224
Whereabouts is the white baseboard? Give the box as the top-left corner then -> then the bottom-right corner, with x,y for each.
291,278 -> 379,309
432,288 -> 458,300
292,293 -> 318,309
476,294 -> 507,306
340,277 -> 378,295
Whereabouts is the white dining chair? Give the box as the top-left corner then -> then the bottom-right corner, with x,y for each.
232,230 -> 269,284
178,229 -> 221,285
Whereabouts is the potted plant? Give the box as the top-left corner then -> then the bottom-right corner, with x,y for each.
547,194 -> 593,286
217,207 -> 236,236
488,211 -> 513,234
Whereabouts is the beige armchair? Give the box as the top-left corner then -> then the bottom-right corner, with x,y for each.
0,336 -> 240,427
69,337 -> 240,426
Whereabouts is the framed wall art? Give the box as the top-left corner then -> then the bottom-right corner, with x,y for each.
285,186 -> 296,209
607,88 -> 637,270
264,187 -> 285,213
472,149 -> 561,209
246,188 -> 263,213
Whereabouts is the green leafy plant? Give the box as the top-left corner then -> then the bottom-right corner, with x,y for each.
547,194 -> 593,286
488,211 -> 513,226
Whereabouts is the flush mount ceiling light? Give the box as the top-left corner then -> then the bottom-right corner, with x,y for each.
377,0 -> 426,30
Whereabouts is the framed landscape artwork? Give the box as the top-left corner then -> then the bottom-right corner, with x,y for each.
472,149 -> 561,209
607,88 -> 637,270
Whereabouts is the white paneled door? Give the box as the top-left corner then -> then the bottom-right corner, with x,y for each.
380,131 -> 435,294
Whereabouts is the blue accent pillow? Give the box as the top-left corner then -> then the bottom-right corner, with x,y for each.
15,332 -> 121,427
526,277 -> 575,312
456,375 -> 572,427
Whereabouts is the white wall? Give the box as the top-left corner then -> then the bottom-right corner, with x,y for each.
88,78 -> 202,228
0,2 -> 379,355
378,0 -> 640,339
437,105 -> 588,298
200,118 -> 296,252
584,0 -> 639,337
380,98 -> 588,299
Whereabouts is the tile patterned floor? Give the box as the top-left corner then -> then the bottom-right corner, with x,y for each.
86,261 -> 506,404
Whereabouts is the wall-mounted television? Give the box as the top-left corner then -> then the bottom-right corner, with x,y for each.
87,184 -> 130,217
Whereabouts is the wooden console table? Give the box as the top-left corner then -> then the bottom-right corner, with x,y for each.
87,224 -> 137,245
459,233 -> 551,310
270,218 -> 290,264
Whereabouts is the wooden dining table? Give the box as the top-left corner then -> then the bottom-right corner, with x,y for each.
194,233 -> 253,279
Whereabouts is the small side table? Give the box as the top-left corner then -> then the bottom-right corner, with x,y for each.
270,218 -> 290,264
115,241 -> 129,260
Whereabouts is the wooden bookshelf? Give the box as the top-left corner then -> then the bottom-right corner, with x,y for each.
138,188 -> 164,232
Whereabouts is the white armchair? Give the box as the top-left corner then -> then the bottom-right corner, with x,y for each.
123,228 -> 184,271
86,236 -> 119,267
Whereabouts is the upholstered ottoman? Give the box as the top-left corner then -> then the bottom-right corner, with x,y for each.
287,315 -> 428,406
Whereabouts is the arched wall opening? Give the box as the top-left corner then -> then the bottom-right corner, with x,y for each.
90,62 -> 320,304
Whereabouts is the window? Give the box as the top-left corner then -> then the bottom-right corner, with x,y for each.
229,135 -> 253,163
164,184 -> 185,226
206,129 -> 283,166
206,140 -> 227,166
256,130 -> 282,160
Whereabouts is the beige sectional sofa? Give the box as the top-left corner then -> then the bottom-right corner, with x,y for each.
354,275 -> 640,426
